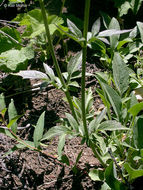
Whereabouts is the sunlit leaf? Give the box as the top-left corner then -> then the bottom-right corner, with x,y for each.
128,102 -> 143,117
98,120 -> 129,131
58,134 -> 66,159
124,162 -> 143,181
16,70 -> 48,79
67,19 -> 82,38
33,111 -> 45,148
112,52 -> 129,95
8,99 -> 18,133
91,18 -> 101,36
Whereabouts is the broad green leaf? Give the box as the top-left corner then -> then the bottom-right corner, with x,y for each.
112,53 -> 129,95
129,26 -> 138,39
128,102 -> 143,117
109,18 -> 120,49
18,9 -> 63,38
105,162 -> 126,190
89,108 -> 107,133
8,99 -> 18,133
124,162 -> 143,181
16,70 -> 48,79
67,51 -> 82,81
137,22 -> 143,43
0,46 -> 34,72
41,126 -> 71,141
0,93 -> 6,112
89,169 -> 101,181
33,111 -> 45,148
58,134 -> 66,159
0,27 -> 22,54
65,113 -> 79,133
91,18 -> 101,36
101,83 -> 122,120
98,120 -> 129,131
133,116 -> 143,149
67,19 -> 82,38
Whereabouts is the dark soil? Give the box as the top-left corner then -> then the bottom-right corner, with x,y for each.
0,61 -> 105,189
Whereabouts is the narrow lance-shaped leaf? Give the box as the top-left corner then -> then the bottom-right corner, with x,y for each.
67,51 -> 82,82
8,99 -> 18,134
33,111 -> 45,148
67,19 -> 82,38
65,113 -> 79,133
101,82 -> 122,120
91,18 -> 101,36
112,52 -> 129,95
109,17 -> 120,49
0,93 -> 6,112
41,126 -> 71,141
57,134 -> 66,160
89,107 -> 107,133
98,120 -> 129,131
16,70 -> 48,79
43,63 -> 55,81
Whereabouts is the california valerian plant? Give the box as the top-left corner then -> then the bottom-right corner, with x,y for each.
1,0 -> 143,189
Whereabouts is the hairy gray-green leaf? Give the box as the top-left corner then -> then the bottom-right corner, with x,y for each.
112,53 -> 129,95
33,111 -> 45,148
65,113 -> 79,133
58,134 -> 66,160
67,19 -> 82,38
89,108 -> 107,133
8,99 -> 18,133
109,17 -> 120,49
91,18 -> 101,36
16,70 -> 48,79
42,126 -> 71,141
98,120 -> 129,131
67,51 -> 82,81
43,63 -> 55,81
101,83 -> 122,120
0,93 -> 6,112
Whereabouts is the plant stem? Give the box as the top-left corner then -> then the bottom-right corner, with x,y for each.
81,0 -> 91,140
38,0 -> 77,122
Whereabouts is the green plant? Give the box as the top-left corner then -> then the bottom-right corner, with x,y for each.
1,0 -> 143,189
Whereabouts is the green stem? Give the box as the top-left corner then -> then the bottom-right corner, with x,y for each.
81,0 -> 90,140
39,0 -> 77,122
